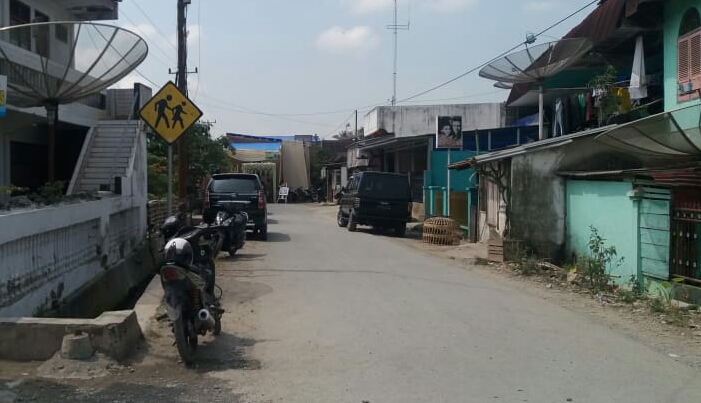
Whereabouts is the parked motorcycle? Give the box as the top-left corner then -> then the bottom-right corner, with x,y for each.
211,200 -> 249,258
159,224 -> 225,364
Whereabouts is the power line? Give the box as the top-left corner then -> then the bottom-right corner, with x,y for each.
192,0 -> 202,101
322,111 -> 357,138
132,1 -> 178,53
396,0 -> 599,103
119,9 -> 176,69
197,98 -> 340,128
401,90 -> 505,104
118,0 -> 599,134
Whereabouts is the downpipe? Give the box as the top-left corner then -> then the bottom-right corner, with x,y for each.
198,308 -> 215,329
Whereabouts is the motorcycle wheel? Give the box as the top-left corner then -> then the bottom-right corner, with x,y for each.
174,315 -> 197,364
228,246 -> 238,257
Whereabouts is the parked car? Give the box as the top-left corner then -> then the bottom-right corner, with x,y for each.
203,173 -> 268,240
336,171 -> 412,237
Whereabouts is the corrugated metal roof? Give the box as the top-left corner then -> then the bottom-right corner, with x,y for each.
448,125 -> 614,169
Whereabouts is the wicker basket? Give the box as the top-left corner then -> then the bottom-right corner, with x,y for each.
422,217 -> 461,245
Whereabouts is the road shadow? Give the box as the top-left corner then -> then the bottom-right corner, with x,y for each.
265,232 -> 291,242
189,331 -> 262,373
221,252 -> 266,262
347,226 -> 408,239
266,218 -> 279,224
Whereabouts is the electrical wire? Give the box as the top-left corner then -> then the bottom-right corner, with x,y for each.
119,9 -> 177,69
322,111 -> 357,138
132,1 -> 178,52
396,0 -> 600,104
116,0 -> 600,132
192,0 -> 202,101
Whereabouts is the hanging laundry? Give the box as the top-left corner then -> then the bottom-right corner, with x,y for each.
629,35 -> 648,100
616,87 -> 631,113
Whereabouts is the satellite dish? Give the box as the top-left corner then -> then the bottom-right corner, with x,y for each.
0,21 -> 148,180
493,82 -> 513,89
479,38 -> 592,139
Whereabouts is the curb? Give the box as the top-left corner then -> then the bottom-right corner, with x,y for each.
132,274 -> 163,339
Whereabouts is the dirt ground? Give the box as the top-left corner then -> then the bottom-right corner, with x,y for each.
404,235 -> 701,371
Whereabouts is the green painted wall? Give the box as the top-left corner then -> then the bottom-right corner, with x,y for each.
429,150 -> 477,190
664,0 -> 701,111
566,180 -> 638,283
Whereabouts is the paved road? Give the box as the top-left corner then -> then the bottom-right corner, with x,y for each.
2,203 -> 699,403
208,204 -> 701,403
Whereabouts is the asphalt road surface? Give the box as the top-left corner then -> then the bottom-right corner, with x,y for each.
209,204 -> 701,403
1,203 -> 700,403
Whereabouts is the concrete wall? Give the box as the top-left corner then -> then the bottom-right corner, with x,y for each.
364,103 -> 505,137
566,180 -> 638,283
509,150 -> 567,260
0,194 -> 148,317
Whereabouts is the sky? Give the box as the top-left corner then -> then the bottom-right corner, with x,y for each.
112,0 -> 599,139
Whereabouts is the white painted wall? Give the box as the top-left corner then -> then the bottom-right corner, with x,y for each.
0,194 -> 147,317
0,121 -> 148,318
364,103 -> 506,138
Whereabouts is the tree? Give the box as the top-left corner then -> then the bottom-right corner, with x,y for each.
146,122 -> 233,198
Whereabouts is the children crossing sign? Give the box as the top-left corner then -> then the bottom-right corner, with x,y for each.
139,81 -> 202,143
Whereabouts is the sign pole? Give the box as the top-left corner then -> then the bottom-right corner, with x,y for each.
447,148 -> 451,217
167,145 -> 173,215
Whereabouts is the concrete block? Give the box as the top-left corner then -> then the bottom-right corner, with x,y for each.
61,331 -> 94,360
0,310 -> 142,362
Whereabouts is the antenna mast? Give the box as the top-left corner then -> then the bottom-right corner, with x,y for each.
387,0 -> 409,106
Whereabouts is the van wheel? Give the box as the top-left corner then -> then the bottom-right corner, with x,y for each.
337,209 -> 348,227
395,223 -> 406,237
347,211 -> 357,232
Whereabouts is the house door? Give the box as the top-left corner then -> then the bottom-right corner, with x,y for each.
670,188 -> 701,283
639,187 -> 671,280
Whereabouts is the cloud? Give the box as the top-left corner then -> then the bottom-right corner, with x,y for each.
351,0 -> 475,14
316,26 -> 379,53
425,0 -> 477,13
522,2 -> 555,12
187,24 -> 201,45
351,0 -> 395,14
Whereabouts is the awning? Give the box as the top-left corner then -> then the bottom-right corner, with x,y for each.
448,125 -> 613,170
558,164 -> 701,187
359,134 -> 433,153
595,104 -> 701,156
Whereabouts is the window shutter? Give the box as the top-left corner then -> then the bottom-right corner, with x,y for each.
679,37 -> 690,83
690,33 -> 701,81
678,30 -> 701,102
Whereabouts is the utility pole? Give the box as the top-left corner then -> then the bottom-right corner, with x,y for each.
386,0 -> 409,106
176,0 -> 189,207
354,110 -> 358,140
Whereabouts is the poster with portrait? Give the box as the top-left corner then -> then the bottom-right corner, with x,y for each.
435,115 -> 462,149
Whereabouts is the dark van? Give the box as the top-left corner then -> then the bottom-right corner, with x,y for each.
203,173 -> 268,240
337,171 -> 412,236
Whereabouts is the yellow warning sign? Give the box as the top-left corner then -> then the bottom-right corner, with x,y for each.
139,81 -> 203,143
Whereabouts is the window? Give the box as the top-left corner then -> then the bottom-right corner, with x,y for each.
9,0 -> 31,50
678,8 -> 701,102
56,24 -> 68,44
33,10 -> 49,58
